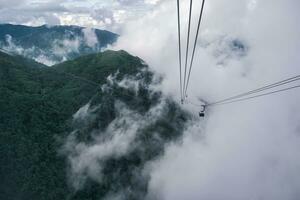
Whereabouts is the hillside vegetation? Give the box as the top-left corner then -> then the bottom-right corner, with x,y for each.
0,50 -> 189,200
0,24 -> 118,65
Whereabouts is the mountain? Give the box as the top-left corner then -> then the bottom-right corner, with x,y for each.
0,24 -> 118,65
0,51 -> 189,200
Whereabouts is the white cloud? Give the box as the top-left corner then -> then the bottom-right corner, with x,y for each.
144,0 -> 161,5
73,103 -> 91,121
35,54 -> 57,66
82,27 -> 98,48
63,98 -> 168,190
0,0 -> 27,8
113,0 -> 300,199
0,0 -> 160,32
52,37 -> 81,57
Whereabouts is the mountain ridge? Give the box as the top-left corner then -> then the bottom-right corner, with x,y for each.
0,24 -> 118,65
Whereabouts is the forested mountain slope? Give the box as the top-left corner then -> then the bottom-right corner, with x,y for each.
0,24 -> 118,65
0,50 -> 189,200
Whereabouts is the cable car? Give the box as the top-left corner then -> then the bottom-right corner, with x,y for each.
199,105 -> 206,117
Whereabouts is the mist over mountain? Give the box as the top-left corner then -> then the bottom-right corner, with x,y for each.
0,50 -> 190,200
0,24 -> 118,65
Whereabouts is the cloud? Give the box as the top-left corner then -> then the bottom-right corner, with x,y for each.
60,67 -> 192,199
52,37 -> 81,56
0,0 -> 161,32
0,28 -> 105,65
63,96 -> 171,190
0,34 -> 57,64
0,0 -> 27,8
113,0 -> 300,199
82,27 -> 98,48
64,104 -> 142,189
0,33 -> 79,65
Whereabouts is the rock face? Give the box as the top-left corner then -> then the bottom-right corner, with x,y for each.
0,50 -> 190,200
0,24 -> 118,65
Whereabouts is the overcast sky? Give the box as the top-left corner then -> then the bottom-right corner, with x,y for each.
0,0 -> 161,32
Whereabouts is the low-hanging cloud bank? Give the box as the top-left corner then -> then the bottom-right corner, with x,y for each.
114,0 -> 300,199
61,70 -> 191,199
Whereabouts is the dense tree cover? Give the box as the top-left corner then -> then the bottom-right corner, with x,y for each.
0,50 -> 189,200
0,24 -> 118,64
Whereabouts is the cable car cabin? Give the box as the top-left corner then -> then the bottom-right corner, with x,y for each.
199,105 -> 206,117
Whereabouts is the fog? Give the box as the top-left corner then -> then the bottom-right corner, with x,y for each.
113,0 -> 300,199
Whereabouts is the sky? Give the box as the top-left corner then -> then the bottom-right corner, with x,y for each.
0,0 -> 161,32
2,0 -> 300,199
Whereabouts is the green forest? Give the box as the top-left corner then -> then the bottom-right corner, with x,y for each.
0,50 -> 188,200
